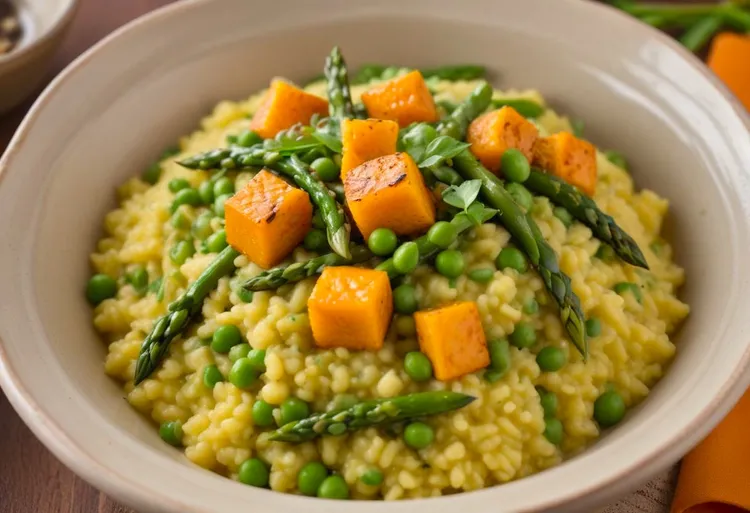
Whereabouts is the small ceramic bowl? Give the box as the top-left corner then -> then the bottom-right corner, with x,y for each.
1,1 -> 750,512
0,0 -> 78,114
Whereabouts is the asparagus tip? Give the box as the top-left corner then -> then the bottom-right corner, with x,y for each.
329,226 -> 352,259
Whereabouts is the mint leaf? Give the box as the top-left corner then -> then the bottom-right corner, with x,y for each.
419,136 -> 471,168
311,130 -> 343,153
441,179 -> 483,212
466,202 -> 497,225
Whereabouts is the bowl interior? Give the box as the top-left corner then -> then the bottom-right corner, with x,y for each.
1,1 -> 750,513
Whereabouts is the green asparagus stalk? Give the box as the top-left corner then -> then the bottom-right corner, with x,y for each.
324,46 -> 355,120
376,209 -> 495,279
452,151 -> 587,359
421,64 -> 487,81
490,98 -> 546,118
242,245 -> 372,291
436,82 -> 493,140
134,246 -> 240,384
524,169 -> 649,269
273,155 -> 351,260
178,151 -> 351,260
269,391 -> 475,443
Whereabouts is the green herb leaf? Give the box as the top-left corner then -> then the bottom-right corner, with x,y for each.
311,130 -> 343,154
441,179 -> 483,210
466,202 -> 497,225
490,99 -> 545,118
419,136 -> 471,168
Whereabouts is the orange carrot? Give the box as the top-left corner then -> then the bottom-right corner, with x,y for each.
707,32 -> 750,111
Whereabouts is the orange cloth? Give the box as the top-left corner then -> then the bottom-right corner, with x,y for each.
671,390 -> 750,513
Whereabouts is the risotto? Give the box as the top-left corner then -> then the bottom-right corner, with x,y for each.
87,49 -> 689,500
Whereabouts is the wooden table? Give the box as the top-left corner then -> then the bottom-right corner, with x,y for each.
0,1 -> 690,511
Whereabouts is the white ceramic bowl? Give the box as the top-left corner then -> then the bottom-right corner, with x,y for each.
1,1 -> 750,512
0,0 -> 78,113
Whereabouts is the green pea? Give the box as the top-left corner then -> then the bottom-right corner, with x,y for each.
404,422 -> 434,449
435,249 -> 465,278
484,369 -> 505,383
330,394 -> 358,411
205,229 -> 228,253
142,162 -> 162,185
304,229 -> 328,252
159,421 -> 183,447
317,475 -> 349,499
170,188 -> 202,212
510,322 -> 536,348
169,240 -> 195,265
237,129 -> 263,148
595,244 -> 615,262
393,242 -> 419,274
426,221 -> 457,249
192,213 -> 214,240
467,268 -> 494,283
506,183 -> 533,210
500,149 -> 531,183
496,247 -> 528,273
523,298 -> 539,315
238,458 -> 269,487
211,325 -> 243,353
86,274 -> 119,305
228,343 -> 251,362
126,266 -> 148,292
311,157 -> 340,182
553,207 -> 573,228
368,228 -> 398,256
202,364 -> 224,389
168,178 -> 190,193
229,358 -> 259,389
198,180 -> 215,204
614,282 -> 642,303
214,193 -> 233,217
235,287 -> 254,304
605,150 -> 628,170
252,399 -> 275,427
586,317 -> 602,338
393,284 -> 418,314
543,418 -> 564,445
213,177 -> 235,198
536,347 -> 567,372
312,211 -> 325,229
594,390 -> 626,427
246,349 -> 267,372
537,388 -> 558,418
279,397 -> 310,426
404,352 -> 433,382
360,468 -> 384,486
298,461 -> 329,496
487,339 -> 511,377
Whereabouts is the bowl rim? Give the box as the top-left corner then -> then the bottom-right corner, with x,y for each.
1,0 -> 750,511
0,0 -> 80,66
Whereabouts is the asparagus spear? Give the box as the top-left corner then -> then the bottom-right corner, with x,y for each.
269,391 -> 475,443
436,82 -> 493,140
524,169 -> 649,269
452,151 -> 587,359
273,155 -> 351,259
376,209 -> 495,279
134,246 -> 240,384
421,65 -> 487,81
178,152 -> 351,260
324,46 -> 355,120
242,245 -> 372,291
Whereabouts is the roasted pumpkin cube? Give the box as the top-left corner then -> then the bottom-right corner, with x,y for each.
308,267 -> 393,350
249,79 -> 329,139
340,118 -> 399,179
361,70 -> 439,127
467,106 -> 539,173
343,152 -> 435,239
225,170 -> 312,269
532,132 -> 598,196
415,301 -> 490,381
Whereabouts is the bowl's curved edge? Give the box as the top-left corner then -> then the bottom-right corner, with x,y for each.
0,0 -> 749,512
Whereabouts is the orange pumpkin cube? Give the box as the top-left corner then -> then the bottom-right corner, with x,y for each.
532,132 -> 598,196
308,267 -> 393,350
225,170 -> 312,269
361,70 -> 439,127
343,152 -> 435,239
340,118 -> 399,179
415,301 -> 490,381
250,79 -> 329,139
467,106 -> 539,173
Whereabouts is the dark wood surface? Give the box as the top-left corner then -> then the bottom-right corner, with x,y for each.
0,1 -> 703,512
